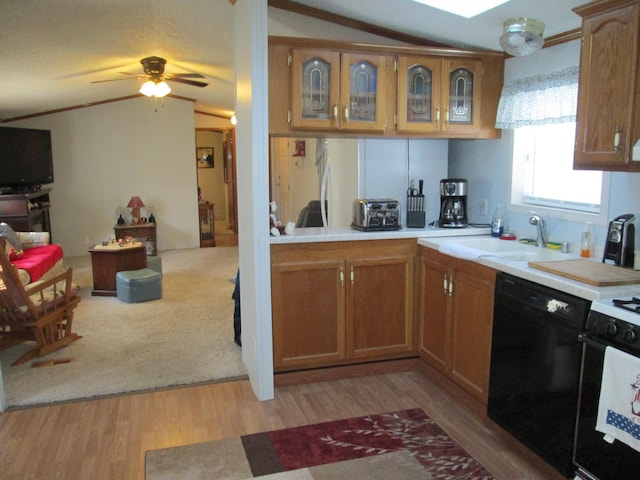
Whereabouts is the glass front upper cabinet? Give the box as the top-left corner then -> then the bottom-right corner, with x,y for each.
397,56 -> 442,133
290,49 -> 387,132
442,59 -> 482,133
291,49 -> 341,130
397,56 -> 481,134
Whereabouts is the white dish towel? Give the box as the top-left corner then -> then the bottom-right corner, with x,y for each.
596,346 -> 640,453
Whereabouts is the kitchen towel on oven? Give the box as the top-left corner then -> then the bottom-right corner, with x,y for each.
596,346 -> 640,453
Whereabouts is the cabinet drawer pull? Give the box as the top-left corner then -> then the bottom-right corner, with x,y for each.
614,126 -> 622,152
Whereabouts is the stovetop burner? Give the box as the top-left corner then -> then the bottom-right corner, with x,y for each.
590,296 -> 640,327
612,296 -> 640,314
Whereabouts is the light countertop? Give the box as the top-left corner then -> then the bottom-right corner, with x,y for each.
417,236 -> 640,301
269,225 -> 491,244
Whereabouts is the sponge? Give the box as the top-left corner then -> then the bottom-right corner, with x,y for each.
546,241 -> 562,250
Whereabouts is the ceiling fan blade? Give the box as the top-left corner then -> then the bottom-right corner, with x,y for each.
166,73 -> 206,79
91,77 -> 142,84
168,77 -> 209,88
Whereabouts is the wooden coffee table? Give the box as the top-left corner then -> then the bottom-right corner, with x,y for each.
89,243 -> 147,296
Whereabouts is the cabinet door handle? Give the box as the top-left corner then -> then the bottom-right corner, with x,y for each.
445,109 -> 450,124
350,266 -> 355,285
443,274 -> 448,294
333,103 -> 338,120
448,278 -> 454,296
614,126 -> 622,152
339,267 -> 344,286
344,105 -> 349,122
436,107 -> 440,126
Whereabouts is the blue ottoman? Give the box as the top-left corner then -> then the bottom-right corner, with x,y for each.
146,256 -> 162,275
116,268 -> 162,303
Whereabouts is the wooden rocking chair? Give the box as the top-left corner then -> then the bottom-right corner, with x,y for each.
0,241 -> 81,366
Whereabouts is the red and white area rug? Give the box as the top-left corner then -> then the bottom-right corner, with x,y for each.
145,408 -> 495,479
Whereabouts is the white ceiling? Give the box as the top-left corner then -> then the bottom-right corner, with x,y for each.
0,0 -> 585,122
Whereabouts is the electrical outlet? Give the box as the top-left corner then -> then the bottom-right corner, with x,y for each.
480,199 -> 488,216
82,236 -> 90,245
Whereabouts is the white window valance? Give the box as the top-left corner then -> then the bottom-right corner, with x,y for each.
495,66 -> 579,129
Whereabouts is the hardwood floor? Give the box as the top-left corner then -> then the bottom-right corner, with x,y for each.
0,370 -> 565,480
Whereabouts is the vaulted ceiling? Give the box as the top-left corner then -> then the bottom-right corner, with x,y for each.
0,0 -> 585,123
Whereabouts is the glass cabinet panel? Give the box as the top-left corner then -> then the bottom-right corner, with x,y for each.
301,58 -> 331,120
349,61 -> 377,122
448,68 -> 474,124
406,64 -> 433,123
290,49 -> 340,130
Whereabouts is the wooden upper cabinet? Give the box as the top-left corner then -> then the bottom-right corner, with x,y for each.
340,53 -> 388,132
290,49 -> 341,130
268,37 -> 504,139
573,0 -> 640,171
396,56 -> 442,133
442,59 -> 482,134
290,49 -> 388,132
396,56 -> 483,134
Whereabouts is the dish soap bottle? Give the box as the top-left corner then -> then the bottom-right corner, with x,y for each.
491,206 -> 504,238
580,222 -> 592,258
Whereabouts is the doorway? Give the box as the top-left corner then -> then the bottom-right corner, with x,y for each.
196,128 -> 238,247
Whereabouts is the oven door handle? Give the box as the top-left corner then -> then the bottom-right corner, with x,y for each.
578,332 -> 607,350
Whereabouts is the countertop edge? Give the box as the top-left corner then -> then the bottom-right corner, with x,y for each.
269,226 -> 491,244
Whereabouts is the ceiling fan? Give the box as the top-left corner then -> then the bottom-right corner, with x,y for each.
92,56 -> 208,97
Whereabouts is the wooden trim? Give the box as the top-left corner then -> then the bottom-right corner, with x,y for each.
268,0 -> 451,47
543,27 -> 582,48
1,94 -> 195,124
274,358 -> 420,387
194,110 -> 233,120
269,36 -> 506,59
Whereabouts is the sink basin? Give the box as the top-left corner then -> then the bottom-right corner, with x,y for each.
435,236 -> 574,263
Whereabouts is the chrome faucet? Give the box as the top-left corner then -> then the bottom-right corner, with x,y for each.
529,211 -> 547,247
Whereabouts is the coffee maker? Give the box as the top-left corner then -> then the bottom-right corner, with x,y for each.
438,178 -> 468,228
603,213 -> 635,267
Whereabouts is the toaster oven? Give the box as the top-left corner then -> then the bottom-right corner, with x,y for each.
351,198 -> 401,231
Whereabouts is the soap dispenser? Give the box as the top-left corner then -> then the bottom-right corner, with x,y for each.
580,222 -> 591,258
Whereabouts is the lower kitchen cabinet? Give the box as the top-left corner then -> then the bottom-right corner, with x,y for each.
418,246 -> 496,404
271,240 -> 417,372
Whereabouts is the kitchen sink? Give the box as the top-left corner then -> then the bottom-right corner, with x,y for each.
433,236 -> 575,263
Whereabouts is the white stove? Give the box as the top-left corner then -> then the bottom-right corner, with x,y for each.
590,297 -> 640,327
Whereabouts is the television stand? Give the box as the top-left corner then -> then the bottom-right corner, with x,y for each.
0,188 -> 52,239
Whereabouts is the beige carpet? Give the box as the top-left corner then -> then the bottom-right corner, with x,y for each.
0,246 -> 246,408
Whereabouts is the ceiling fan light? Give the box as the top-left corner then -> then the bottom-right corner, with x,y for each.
155,81 -> 171,97
139,80 -> 171,97
139,80 -> 157,97
500,17 -> 545,57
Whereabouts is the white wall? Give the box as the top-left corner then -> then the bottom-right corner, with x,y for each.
11,97 -> 199,256
449,40 -> 640,253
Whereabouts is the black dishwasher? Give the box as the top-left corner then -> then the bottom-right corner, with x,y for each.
488,272 -> 590,478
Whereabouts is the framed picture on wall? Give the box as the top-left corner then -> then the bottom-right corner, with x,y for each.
196,147 -> 214,168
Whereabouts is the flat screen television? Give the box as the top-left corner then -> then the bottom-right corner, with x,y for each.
0,126 -> 54,192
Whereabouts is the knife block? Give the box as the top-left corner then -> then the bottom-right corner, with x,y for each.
406,194 -> 425,228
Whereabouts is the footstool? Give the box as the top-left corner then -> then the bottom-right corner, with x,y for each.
116,268 -> 162,303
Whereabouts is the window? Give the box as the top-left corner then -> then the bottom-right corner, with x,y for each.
497,66 -> 609,223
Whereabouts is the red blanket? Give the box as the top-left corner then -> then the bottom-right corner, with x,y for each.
11,244 -> 64,282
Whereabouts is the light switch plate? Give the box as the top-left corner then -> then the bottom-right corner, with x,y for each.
633,139 -> 640,161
